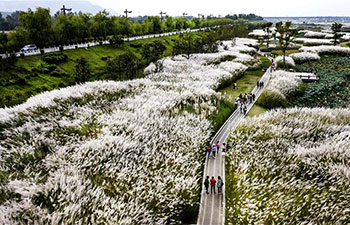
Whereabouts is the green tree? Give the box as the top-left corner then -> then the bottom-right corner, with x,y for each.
116,17 -> 134,37
0,32 -> 8,53
263,22 -> 273,48
74,57 -> 91,83
164,16 -> 175,32
6,27 -> 29,52
144,16 -> 162,34
91,10 -> 114,39
105,57 -> 122,79
106,52 -> 139,79
276,21 -> 297,68
54,14 -> 78,44
142,40 -> 166,72
19,7 -> 53,48
119,52 -> 139,79
77,13 -> 92,42
172,33 -> 201,59
109,35 -> 124,48
331,22 -> 343,46
201,33 -> 218,53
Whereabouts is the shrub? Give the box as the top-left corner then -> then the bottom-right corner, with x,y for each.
41,86 -> 49,92
25,91 -> 33,97
16,78 -> 26,85
290,52 -> 320,64
15,92 -> 22,98
257,89 -> 288,109
275,56 -> 295,68
50,69 -> 66,77
42,53 -> 68,64
101,56 -> 110,61
130,43 -> 143,48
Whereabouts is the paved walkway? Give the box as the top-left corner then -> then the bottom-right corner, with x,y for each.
197,67 -> 272,225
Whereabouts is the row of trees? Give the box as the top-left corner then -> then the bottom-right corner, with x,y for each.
0,7 -> 263,54
0,12 -> 21,30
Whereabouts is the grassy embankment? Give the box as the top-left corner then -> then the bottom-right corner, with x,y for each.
0,33 -> 207,108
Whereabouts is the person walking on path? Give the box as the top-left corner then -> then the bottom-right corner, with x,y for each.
243,104 -> 247,115
207,145 -> 211,158
212,144 -> 217,158
216,141 -> 220,154
222,143 -> 226,154
210,176 -> 216,194
217,176 -> 224,194
204,176 -> 210,194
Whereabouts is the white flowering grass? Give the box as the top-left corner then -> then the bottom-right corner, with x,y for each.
0,38 -> 255,224
275,56 -> 295,68
295,38 -> 332,45
248,29 -> 265,37
299,30 -> 327,38
226,107 -> 350,224
300,45 -> 350,56
289,52 -> 320,64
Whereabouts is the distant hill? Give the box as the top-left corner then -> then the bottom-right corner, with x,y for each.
0,0 -> 119,15
0,11 -> 11,17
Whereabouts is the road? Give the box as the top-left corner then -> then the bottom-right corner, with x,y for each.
0,28 -> 208,59
197,67 -> 272,225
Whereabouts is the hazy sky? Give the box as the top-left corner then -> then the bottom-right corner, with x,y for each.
90,0 -> 350,17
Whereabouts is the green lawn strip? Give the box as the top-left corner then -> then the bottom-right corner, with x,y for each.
246,104 -> 267,117
270,49 -> 301,56
219,69 -> 265,102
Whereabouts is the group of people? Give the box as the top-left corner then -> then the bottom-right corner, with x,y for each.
204,176 -> 224,194
257,80 -> 264,88
234,92 -> 256,115
207,141 -> 226,159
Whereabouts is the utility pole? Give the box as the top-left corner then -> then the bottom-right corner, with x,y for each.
60,5 -> 72,16
160,11 -> 166,21
124,9 -> 132,18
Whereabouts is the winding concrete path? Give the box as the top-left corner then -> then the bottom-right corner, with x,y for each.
197,67 -> 272,225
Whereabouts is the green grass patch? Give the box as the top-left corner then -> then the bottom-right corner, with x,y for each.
271,49 -> 301,56
219,69 -> 265,102
247,104 -> 267,117
342,42 -> 350,48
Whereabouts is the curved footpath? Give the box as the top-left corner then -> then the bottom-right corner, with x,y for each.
197,67 -> 272,225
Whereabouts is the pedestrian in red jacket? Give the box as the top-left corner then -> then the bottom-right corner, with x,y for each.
210,176 -> 216,194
